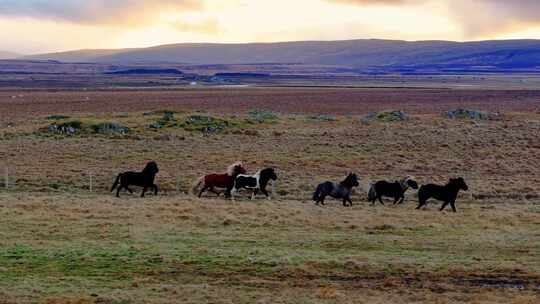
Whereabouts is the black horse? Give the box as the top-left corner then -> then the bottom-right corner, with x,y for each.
313,173 -> 360,207
111,161 -> 159,198
368,176 -> 419,205
416,177 -> 469,212
231,168 -> 278,200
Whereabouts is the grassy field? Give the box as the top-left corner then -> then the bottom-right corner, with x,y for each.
0,194 -> 540,303
0,194 -> 538,303
0,88 -> 539,303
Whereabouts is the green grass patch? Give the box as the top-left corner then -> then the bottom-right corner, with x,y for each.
248,109 -> 278,123
45,115 -> 71,121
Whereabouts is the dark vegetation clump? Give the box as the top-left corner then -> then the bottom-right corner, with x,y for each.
443,109 -> 501,120
148,111 -> 178,129
46,115 -> 70,120
309,114 -> 337,121
181,115 -> 231,134
47,120 -> 82,136
91,122 -> 130,135
361,110 -> 408,124
248,109 -> 278,123
143,109 -> 179,116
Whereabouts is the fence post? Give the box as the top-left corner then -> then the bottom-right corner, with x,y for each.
89,171 -> 93,192
4,167 -> 8,189
176,163 -> 181,195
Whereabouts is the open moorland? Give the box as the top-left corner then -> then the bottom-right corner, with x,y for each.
0,87 -> 539,303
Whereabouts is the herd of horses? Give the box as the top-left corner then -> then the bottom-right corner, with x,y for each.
111,161 -> 469,212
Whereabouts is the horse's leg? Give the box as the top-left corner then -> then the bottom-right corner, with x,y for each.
260,187 -> 271,200
393,196 -> 400,205
198,186 -> 208,198
378,196 -> 385,205
347,196 -> 353,206
224,190 -> 230,199
153,184 -> 159,195
252,189 -> 259,200
116,186 -> 122,198
125,186 -> 134,194
141,187 -> 147,197
450,201 -> 457,213
231,187 -> 237,202
224,186 -> 233,199
440,201 -> 449,211
398,196 -> 405,204
208,187 -> 221,196
416,199 -> 426,210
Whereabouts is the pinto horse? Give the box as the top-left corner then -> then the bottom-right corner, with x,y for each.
111,161 -> 159,198
192,162 -> 247,198
231,168 -> 278,201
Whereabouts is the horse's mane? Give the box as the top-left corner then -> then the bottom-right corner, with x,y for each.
341,173 -> 356,186
259,168 -> 274,176
399,175 -> 414,190
142,161 -> 159,174
226,161 -> 245,176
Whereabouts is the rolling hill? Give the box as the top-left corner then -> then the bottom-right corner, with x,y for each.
18,39 -> 540,74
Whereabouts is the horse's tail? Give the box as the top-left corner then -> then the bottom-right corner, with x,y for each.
191,175 -> 205,195
367,182 -> 377,201
111,173 -> 122,192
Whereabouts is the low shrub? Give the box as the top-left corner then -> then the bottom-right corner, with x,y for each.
361,110 -> 408,124
182,115 -> 231,134
143,109 -> 178,116
443,109 -> 501,120
47,120 -> 82,135
46,115 -> 70,120
91,122 -> 130,135
309,114 -> 337,122
248,109 -> 278,123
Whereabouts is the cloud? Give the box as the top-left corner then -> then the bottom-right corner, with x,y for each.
448,0 -> 540,37
172,18 -> 220,34
327,0 -> 421,6
328,0 -> 540,37
0,0 -> 201,25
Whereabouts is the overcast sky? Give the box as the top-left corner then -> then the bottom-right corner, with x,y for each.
1,0 -> 540,54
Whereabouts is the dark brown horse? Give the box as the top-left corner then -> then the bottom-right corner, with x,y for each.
416,177 -> 469,212
192,162 -> 247,198
111,161 -> 159,198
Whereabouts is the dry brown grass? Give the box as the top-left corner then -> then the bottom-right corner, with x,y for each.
1,110 -> 540,202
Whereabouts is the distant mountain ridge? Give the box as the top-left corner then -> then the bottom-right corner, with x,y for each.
20,39 -> 540,72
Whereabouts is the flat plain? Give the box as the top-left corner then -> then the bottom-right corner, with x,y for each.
0,86 -> 539,303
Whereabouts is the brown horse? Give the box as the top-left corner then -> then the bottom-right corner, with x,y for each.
192,162 -> 247,198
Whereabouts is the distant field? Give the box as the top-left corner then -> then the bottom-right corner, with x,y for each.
1,87 -> 540,122
0,87 -> 539,303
